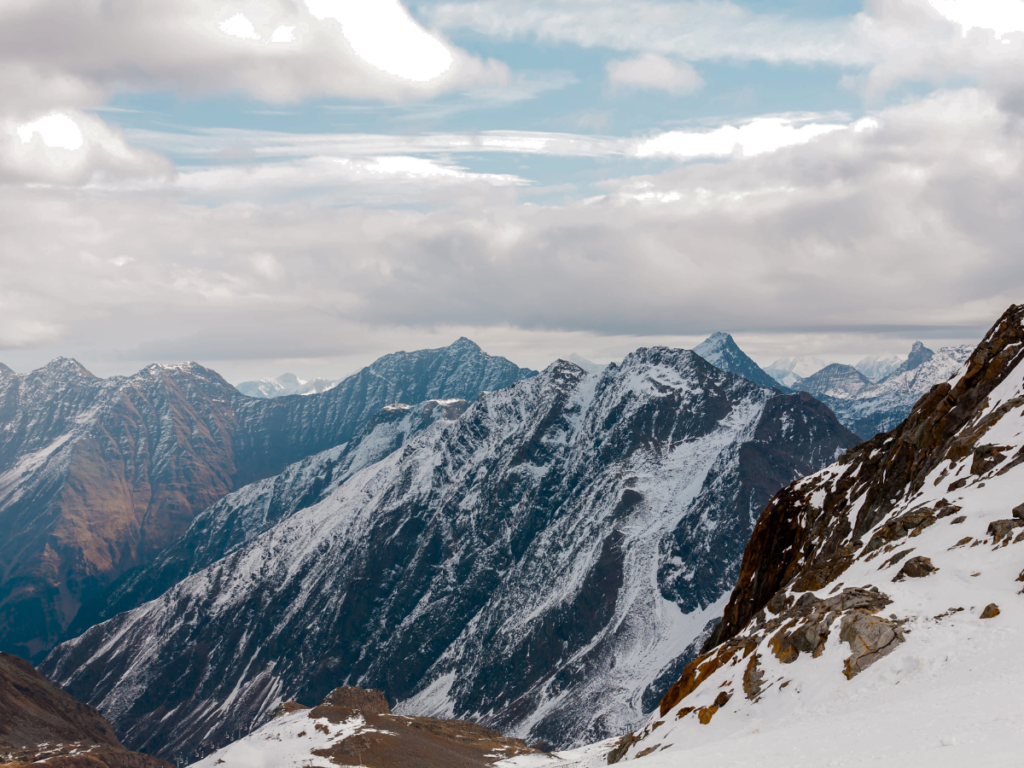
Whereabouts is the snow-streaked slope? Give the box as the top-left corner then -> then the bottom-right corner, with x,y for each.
79,399 -> 470,627
576,304 -> 1024,767
44,349 -> 858,762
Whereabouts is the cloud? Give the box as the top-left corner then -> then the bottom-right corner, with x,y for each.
0,88 -> 1020,377
634,116 -> 852,159
0,0 -> 507,114
1,110 -> 171,185
606,54 -> 704,95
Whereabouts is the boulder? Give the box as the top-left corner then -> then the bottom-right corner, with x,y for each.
839,610 -> 904,679
1012,503 -> 1024,521
893,556 -> 938,581
980,604 -> 1000,619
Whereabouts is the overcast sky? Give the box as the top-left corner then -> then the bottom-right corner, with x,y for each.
3,0 -> 1024,382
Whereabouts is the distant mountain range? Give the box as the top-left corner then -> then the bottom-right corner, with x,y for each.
0,339 -> 535,661
235,373 -> 342,399
42,347 -> 857,763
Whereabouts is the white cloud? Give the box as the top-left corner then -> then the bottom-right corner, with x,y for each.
929,0 -> 1024,38
606,54 -> 704,95
635,116 -> 850,159
0,0 -> 506,115
2,110 -> 171,185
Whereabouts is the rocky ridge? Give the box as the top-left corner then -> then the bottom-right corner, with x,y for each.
42,349 -> 857,762
0,339 -> 533,660
590,304 -> 1024,766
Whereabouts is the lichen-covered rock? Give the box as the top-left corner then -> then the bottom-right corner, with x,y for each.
987,519 -> 1024,542
839,610 -> 905,679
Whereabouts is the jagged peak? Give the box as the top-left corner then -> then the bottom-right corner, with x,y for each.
35,357 -> 95,378
450,336 -> 482,351
0,362 -> 13,376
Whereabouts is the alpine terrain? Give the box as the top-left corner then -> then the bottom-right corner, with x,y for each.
43,347 -> 858,763
537,304 -> 1024,767
235,373 -> 341,399
794,342 -> 974,439
0,339 -> 535,661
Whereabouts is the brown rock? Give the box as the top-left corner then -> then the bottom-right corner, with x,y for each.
696,705 -> 719,725
271,701 -> 310,720
980,603 -> 1000,619
893,556 -> 938,581
742,654 -> 764,700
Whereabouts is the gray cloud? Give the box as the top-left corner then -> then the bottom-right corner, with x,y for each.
0,88 -> 1017,378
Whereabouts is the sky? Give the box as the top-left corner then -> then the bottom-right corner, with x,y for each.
3,0 -> 1024,382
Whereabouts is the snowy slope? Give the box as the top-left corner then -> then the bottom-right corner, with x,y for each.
565,304 -> 1024,767
44,349 -> 857,762
855,353 -> 902,382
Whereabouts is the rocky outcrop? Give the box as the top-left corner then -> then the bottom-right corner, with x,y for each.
44,348 -> 858,761
189,686 -> 534,768
0,652 -> 170,768
0,340 -> 533,660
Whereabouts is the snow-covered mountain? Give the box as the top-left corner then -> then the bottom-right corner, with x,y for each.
763,356 -> 834,388
574,303 -> 1024,767
795,362 -> 872,399
235,373 -> 341,399
43,348 -> 858,763
855,353 -> 903,382
0,339 -> 534,661
692,333 -> 781,390
800,343 -> 974,439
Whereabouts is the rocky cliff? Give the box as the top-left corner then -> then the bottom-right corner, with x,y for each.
43,349 -> 857,763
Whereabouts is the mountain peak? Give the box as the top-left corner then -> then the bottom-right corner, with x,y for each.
902,340 -> 934,372
450,336 -> 482,352
0,362 -> 13,377
37,357 -> 94,379
692,333 -> 780,390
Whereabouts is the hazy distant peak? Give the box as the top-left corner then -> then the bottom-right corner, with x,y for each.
566,353 -> 607,375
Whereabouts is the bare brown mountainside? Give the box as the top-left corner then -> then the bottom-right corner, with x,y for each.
0,651 -> 171,768
0,340 -> 535,660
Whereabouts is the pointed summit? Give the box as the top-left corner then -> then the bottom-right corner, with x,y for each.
693,332 -> 780,390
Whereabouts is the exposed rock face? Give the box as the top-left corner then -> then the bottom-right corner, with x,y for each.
189,686 -> 535,768
839,610 -> 904,678
0,340 -> 533,660
43,348 -> 857,761
0,652 -> 170,768
893,556 -> 938,581
692,333 -> 782,390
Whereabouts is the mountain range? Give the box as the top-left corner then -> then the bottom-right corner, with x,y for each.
41,347 -> 857,763
0,339 -> 536,661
